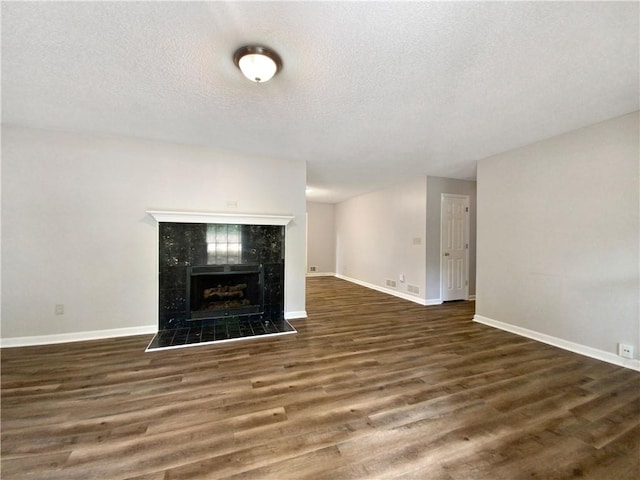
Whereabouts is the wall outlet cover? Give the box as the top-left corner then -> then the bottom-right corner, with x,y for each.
618,343 -> 634,359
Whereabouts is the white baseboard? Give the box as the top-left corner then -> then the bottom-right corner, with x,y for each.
285,310 -> 307,320
335,274 -> 436,306
473,314 -> 640,372
0,325 -> 157,348
468,295 -> 476,301
306,272 -> 335,277
2,312 -> 309,347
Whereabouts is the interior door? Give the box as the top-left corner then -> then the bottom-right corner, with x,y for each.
441,194 -> 469,301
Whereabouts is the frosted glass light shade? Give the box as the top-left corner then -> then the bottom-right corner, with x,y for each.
238,54 -> 277,82
234,46 -> 282,83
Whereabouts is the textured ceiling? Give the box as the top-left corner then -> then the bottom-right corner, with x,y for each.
2,1 -> 638,203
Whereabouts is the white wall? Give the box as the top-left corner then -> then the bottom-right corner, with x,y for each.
306,202 -> 335,275
426,176 -> 477,301
1,126 -> 307,341
335,177 -> 427,302
476,112 -> 639,365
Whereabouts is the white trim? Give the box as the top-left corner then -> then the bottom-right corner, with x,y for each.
468,295 -> 476,301
146,210 -> 294,226
285,310 -> 307,320
473,315 -> 640,372
306,272 -> 335,277
425,298 -> 444,306
336,274 -> 434,306
0,325 -> 157,348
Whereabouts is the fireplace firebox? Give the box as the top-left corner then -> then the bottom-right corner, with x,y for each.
186,264 -> 264,321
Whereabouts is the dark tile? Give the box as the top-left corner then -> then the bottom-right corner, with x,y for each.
155,222 -> 286,340
147,319 -> 296,351
201,326 -> 216,342
225,319 -> 241,339
213,321 -> 227,340
186,327 -> 203,344
238,320 -> 254,337
171,328 -> 190,345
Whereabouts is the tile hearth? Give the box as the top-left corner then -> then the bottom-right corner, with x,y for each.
146,316 -> 296,351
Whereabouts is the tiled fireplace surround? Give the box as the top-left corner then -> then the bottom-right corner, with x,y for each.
146,211 -> 296,351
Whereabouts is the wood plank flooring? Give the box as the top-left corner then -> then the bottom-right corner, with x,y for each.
2,276 -> 639,479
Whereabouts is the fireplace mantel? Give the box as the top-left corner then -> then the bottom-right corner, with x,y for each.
147,210 -> 294,226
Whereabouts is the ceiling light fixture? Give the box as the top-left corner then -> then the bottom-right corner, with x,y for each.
233,45 -> 282,83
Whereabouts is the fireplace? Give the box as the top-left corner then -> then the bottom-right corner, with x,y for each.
187,264 -> 264,320
145,212 -> 296,350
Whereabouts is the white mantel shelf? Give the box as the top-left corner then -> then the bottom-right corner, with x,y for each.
146,210 -> 294,226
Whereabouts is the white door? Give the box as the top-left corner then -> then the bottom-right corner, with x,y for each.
441,194 -> 469,301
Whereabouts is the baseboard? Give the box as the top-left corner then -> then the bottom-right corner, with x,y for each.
468,295 -> 476,301
284,310 -> 307,320
2,312 -> 310,347
0,325 -> 157,348
473,314 -> 640,372
306,272 -> 335,277
335,274 -> 437,306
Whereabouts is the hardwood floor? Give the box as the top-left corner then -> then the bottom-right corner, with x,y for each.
2,276 -> 639,479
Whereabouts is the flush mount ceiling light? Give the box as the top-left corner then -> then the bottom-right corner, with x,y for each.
233,45 -> 282,83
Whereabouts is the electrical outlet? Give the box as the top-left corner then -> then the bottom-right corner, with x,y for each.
386,279 -> 397,288
618,343 -> 634,359
309,266 -> 317,272
55,304 -> 64,315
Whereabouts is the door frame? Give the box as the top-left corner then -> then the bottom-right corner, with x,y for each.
440,193 -> 470,302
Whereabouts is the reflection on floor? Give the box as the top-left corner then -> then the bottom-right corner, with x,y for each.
146,317 -> 296,351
